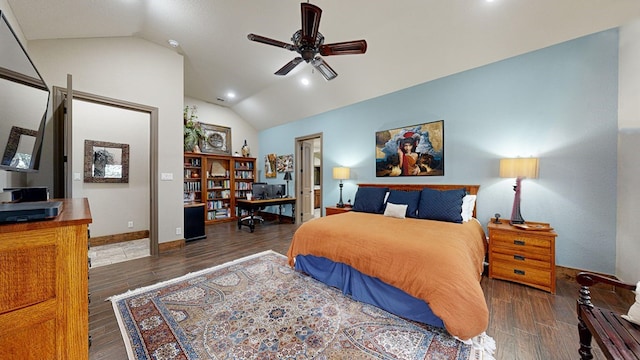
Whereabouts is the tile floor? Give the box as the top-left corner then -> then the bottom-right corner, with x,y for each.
89,238 -> 150,268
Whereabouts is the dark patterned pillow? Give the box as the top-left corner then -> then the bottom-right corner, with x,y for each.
417,188 -> 466,223
352,187 -> 389,214
385,190 -> 421,218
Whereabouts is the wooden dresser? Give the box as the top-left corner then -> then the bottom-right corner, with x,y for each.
488,219 -> 557,293
0,198 -> 92,359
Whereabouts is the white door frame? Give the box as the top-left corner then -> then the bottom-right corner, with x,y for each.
294,133 -> 322,224
52,84 -> 159,255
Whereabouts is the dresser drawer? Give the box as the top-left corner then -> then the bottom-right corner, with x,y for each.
489,251 -> 551,270
490,232 -> 552,255
491,259 -> 551,289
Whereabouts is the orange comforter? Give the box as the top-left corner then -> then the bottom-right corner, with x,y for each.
286,211 -> 488,340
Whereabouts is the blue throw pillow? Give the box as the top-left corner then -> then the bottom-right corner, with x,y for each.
417,188 -> 466,223
385,190 -> 421,218
352,187 -> 389,214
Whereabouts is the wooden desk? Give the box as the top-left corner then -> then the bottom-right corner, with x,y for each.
236,197 -> 296,232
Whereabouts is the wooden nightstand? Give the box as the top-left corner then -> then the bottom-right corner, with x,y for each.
487,219 -> 557,293
325,206 -> 352,216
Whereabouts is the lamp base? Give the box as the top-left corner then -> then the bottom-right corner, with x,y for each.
510,177 -> 525,225
337,182 -> 345,208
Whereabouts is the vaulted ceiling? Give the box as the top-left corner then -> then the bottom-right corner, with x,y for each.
7,0 -> 640,130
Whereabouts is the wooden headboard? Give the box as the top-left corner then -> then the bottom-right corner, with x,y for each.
358,183 -> 480,218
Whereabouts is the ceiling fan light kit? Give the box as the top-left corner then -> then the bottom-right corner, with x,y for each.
248,2 -> 367,81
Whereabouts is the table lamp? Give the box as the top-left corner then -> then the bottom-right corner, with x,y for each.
332,167 -> 350,208
283,171 -> 292,197
499,157 -> 539,224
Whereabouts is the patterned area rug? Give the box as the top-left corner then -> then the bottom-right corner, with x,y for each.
111,251 -> 486,359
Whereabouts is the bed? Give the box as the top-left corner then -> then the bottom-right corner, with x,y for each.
286,183 -> 488,341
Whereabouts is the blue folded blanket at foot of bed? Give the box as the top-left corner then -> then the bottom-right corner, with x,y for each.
294,254 -> 444,328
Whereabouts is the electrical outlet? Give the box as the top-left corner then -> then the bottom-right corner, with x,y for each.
128,221 -> 134,228
176,227 -> 182,235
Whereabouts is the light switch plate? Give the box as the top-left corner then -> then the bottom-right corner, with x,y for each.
161,173 -> 173,181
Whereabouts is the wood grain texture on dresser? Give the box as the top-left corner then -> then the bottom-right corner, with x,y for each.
0,198 -> 92,359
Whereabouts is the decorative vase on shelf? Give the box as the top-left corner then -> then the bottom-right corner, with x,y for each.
241,140 -> 251,157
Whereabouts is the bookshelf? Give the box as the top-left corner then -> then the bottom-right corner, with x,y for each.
183,154 -> 202,203
204,155 -> 233,222
183,153 -> 256,225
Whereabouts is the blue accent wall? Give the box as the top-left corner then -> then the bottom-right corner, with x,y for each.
259,29 -> 619,274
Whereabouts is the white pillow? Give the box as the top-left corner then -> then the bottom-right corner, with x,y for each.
384,202 -> 407,219
461,195 -> 477,222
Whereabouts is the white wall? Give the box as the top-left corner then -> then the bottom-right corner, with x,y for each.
71,100 -> 150,238
184,97 -> 259,158
616,19 -> 640,282
27,36 -> 184,245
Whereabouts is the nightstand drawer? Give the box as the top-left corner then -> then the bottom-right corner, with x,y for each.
491,260 -> 551,289
490,252 -> 551,269
490,232 -> 552,249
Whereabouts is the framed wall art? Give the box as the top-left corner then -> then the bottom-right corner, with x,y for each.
375,120 -> 444,177
84,139 -> 129,183
1,126 -> 37,169
276,154 -> 293,172
265,153 -> 277,178
200,123 -> 231,155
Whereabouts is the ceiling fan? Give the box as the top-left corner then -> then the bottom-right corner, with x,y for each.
247,2 -> 367,81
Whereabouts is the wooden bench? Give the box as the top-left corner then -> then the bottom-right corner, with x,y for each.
577,272 -> 640,359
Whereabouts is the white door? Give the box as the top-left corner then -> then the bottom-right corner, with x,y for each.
300,140 -> 314,222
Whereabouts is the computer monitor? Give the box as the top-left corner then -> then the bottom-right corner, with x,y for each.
251,183 -> 287,199
252,183 -> 269,200
273,184 -> 286,198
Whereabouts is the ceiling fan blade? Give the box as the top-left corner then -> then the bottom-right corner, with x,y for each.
319,40 -> 367,56
301,3 -> 322,44
275,57 -> 303,76
311,57 -> 337,81
248,33 -> 296,51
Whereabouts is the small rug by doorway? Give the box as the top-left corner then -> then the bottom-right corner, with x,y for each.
111,250 -> 492,359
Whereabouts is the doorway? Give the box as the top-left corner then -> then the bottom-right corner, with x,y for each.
294,133 -> 322,224
52,84 -> 159,256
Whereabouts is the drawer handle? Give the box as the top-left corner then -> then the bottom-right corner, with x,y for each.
514,269 -> 526,276
514,255 -> 525,261
514,239 -> 526,246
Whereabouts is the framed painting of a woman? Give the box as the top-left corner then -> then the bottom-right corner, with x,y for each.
375,120 -> 444,177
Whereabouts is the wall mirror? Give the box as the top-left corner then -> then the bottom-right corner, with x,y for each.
83,140 -> 130,183
0,10 -> 50,172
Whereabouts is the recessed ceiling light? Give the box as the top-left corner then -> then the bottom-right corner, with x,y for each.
167,39 -> 179,48
226,92 -> 236,99
301,78 -> 310,86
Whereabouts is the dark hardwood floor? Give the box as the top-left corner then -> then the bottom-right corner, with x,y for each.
89,220 -> 629,360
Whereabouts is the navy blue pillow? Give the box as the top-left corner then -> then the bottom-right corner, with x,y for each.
385,190 -> 421,218
352,187 -> 388,214
417,188 -> 466,223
